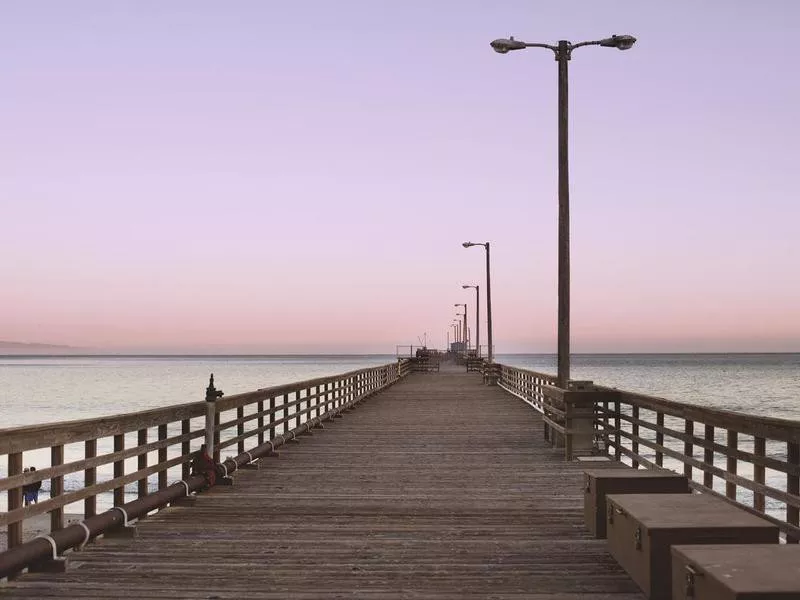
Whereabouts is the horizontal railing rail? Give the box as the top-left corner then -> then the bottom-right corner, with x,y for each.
1,360 -> 411,577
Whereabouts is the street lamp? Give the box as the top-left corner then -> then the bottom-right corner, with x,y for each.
454,303 -> 468,351
462,241 -> 493,363
462,284 -> 479,357
489,33 -> 636,388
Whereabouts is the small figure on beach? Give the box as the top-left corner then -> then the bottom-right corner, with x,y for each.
191,444 -> 217,488
22,467 -> 42,506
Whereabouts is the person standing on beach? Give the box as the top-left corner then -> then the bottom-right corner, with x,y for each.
22,467 -> 41,506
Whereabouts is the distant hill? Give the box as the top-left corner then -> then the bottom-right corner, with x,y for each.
0,340 -> 73,351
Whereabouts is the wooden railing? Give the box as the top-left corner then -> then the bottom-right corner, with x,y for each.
1,361 -> 410,559
595,385 -> 800,543
496,363 -> 800,543
497,364 -> 558,411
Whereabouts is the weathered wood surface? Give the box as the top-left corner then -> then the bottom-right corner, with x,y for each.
1,367 -> 643,599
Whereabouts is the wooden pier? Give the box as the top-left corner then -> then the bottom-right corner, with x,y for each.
1,366 -> 643,599
2,357 -> 799,598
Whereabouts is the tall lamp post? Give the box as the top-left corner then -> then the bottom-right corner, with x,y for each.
462,284 -> 479,357
454,303 -> 468,352
462,241 -> 493,363
489,33 -> 636,388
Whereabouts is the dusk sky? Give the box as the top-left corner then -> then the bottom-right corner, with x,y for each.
2,2 -> 799,353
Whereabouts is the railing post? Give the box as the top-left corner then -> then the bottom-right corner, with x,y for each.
704,425 -> 715,489
281,393 -> 288,434
655,412 -> 664,467
181,419 -> 191,481
613,399 -> 621,462
138,428 -> 148,499
684,420 -> 694,482
237,405 -> 245,455
257,400 -> 265,446
7,452 -> 23,549
50,444 -> 64,532
726,430 -> 738,500
631,406 -> 639,469
158,424 -> 168,491
113,434 -> 125,506
788,441 -> 800,544
270,396 -> 278,439
205,374 -> 223,461
753,436 -> 766,513
85,439 -> 97,518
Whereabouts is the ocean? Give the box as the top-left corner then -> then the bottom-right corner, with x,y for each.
1,353 -> 798,513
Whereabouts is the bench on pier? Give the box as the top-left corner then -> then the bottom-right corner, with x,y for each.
466,357 -> 484,373
410,357 -> 440,373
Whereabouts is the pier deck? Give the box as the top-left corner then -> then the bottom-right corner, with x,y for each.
1,368 -> 643,599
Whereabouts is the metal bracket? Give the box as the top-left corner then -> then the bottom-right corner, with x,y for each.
685,565 -> 701,598
34,534 -> 59,561
77,521 -> 92,550
110,506 -> 129,527
607,503 -> 614,524
634,526 -> 642,550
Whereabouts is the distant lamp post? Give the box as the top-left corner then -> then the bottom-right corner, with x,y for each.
462,241 -> 493,363
454,303 -> 468,351
489,33 -> 636,388
462,284 -> 479,356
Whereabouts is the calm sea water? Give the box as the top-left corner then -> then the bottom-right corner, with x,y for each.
1,353 -> 798,513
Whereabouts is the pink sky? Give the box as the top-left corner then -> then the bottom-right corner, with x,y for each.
2,1 -> 799,353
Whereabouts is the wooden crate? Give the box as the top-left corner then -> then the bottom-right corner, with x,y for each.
606,493 -> 779,600
671,544 -> 800,599
584,468 -> 689,538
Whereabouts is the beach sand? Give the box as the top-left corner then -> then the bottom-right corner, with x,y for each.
0,513 -> 84,553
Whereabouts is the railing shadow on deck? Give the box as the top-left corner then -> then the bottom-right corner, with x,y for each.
497,363 -> 800,543
0,359 -> 412,578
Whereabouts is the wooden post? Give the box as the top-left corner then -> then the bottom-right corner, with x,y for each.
788,441 -> 799,544
113,434 -> 125,506
158,424 -> 167,491
138,428 -> 148,499
257,400 -> 265,446
270,396 -> 277,439
213,411 -> 221,463
50,444 -> 64,532
726,430 -> 738,500
704,425 -> 714,489
281,393 -> 289,434
655,412 -> 664,467
181,419 -> 191,481
753,436 -> 766,513
237,406 -> 245,455
205,374 -> 223,462
85,439 -> 97,518
613,399 -> 621,462
683,420 -> 694,482
295,390 -> 302,429
7,452 -> 23,549
631,406 -> 639,469
564,399 -> 573,461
